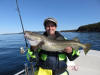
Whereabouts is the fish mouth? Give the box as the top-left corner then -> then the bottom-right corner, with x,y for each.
24,33 -> 40,45
24,34 -> 36,41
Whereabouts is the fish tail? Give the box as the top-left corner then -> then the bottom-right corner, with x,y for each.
83,44 -> 91,55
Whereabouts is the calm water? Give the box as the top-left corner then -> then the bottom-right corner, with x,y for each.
0,32 -> 100,75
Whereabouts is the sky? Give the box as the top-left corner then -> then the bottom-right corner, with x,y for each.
0,0 -> 100,34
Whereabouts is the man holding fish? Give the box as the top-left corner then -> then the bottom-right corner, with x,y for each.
25,17 -> 89,75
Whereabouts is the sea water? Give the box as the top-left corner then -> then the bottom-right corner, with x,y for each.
0,32 -> 100,75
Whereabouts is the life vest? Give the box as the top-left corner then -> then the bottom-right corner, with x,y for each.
26,48 -> 67,62
26,48 -> 40,61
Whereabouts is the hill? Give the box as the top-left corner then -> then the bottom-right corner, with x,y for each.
76,22 -> 100,32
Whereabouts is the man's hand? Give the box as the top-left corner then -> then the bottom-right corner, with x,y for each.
64,46 -> 72,53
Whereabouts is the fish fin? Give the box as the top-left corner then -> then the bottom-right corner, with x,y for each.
34,41 -> 44,51
38,41 -> 44,48
73,46 -> 80,50
83,44 -> 91,55
73,37 -> 80,42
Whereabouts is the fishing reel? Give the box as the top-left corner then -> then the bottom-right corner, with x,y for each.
20,47 -> 28,54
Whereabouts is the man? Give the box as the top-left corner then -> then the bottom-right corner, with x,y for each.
27,17 -> 80,75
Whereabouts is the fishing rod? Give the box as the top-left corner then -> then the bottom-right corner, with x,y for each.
16,0 -> 28,49
16,0 -> 29,75
16,1 -> 38,75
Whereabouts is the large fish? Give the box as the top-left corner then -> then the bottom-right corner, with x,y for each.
24,31 -> 91,55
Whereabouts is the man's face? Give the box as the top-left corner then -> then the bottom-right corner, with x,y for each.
45,22 -> 56,35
